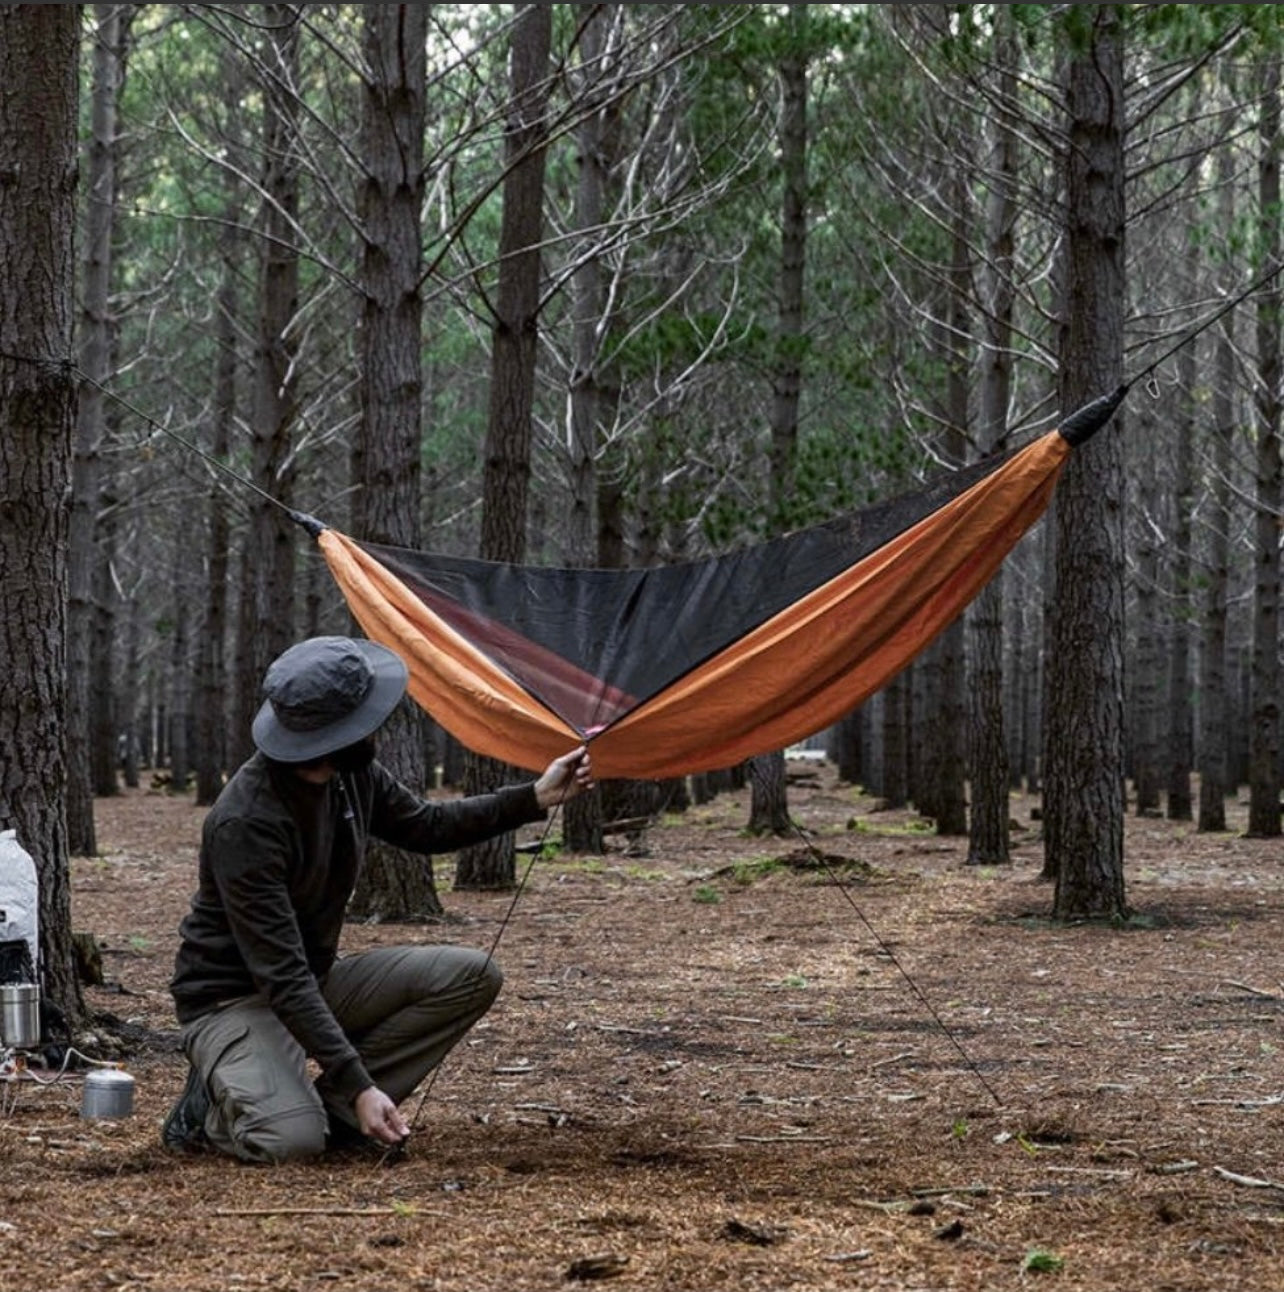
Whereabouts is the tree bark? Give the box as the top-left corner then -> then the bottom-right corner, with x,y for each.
195,61 -> 242,806
1132,421 -> 1162,816
0,3 -> 84,1023
881,672 -> 908,810
565,1 -> 616,559
968,8 -> 1017,863
929,173 -> 970,838
346,3 -> 443,921
747,7 -> 808,838
1046,6 -> 1127,921
563,2 -> 620,856
457,2 -> 553,890
121,591 -> 142,789
90,475 -> 119,797
1165,276 -> 1195,823
68,5 -> 130,853
828,710 -> 863,787
747,753 -> 790,835
236,3 -> 301,763
1197,136 -> 1236,833
166,538 -> 194,793
1248,54 -> 1282,839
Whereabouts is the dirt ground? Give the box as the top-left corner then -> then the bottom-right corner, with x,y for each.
4,762 -> 1284,1291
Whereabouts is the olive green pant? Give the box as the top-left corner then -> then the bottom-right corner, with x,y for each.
180,945 -> 502,1164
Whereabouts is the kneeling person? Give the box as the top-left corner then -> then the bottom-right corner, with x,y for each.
164,635 -> 592,1163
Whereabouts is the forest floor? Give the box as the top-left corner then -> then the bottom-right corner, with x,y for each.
4,761 -> 1284,1291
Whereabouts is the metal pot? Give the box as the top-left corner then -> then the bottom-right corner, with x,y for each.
81,1068 -> 136,1120
0,982 -> 40,1049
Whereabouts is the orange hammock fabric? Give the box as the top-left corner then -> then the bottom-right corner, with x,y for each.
318,428 -> 1075,780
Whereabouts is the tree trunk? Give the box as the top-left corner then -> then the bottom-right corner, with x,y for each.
1234,647 -> 1252,790
881,672 -> 908,810
121,591 -> 142,789
441,730 -> 465,789
229,537 -> 259,772
747,753 -> 790,836
968,7 -> 1017,863
1024,593 -> 1044,794
0,4 -> 84,1023
1045,7 -> 1127,921
563,794 -> 604,856
1248,54 -> 1282,839
930,175 -> 970,838
90,476 -> 119,797
68,5 -> 129,854
563,2 -> 620,856
916,638 -> 942,822
969,577 -> 1007,861
862,697 -> 878,795
1198,140 -> 1236,833
748,8 -> 808,837
1004,583 -> 1027,790
829,710 -> 863,787
1005,594 -> 1028,790
565,0 -> 616,558
346,3 -> 442,921
195,82 -> 241,806
1132,424 -> 1162,816
242,4 -> 300,732
1165,280 -> 1195,822
660,777 -> 689,814
457,2 -> 553,890
167,545 -> 193,794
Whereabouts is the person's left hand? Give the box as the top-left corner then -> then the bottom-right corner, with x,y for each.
534,746 -> 595,809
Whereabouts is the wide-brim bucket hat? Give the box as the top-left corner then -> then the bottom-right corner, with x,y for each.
251,635 -> 409,763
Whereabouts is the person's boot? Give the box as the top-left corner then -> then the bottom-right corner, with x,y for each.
160,1064 -> 211,1153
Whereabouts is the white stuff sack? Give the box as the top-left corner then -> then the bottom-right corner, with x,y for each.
0,829 -> 39,976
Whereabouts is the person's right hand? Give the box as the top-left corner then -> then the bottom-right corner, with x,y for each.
354,1085 -> 410,1145
534,745 -> 594,809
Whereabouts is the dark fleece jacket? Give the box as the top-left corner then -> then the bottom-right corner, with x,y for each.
170,753 -> 543,1103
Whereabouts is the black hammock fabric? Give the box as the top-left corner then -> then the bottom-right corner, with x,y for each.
355,446 -> 1015,736
315,389 -> 1125,780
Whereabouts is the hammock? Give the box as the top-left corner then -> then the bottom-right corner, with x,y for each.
310,390 -> 1124,780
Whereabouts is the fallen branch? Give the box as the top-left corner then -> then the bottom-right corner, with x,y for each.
1043,1165 -> 1134,1180
601,816 -> 654,836
734,1134 -> 834,1144
1213,1166 -> 1284,1190
1220,980 -> 1281,1001
1192,1095 -> 1284,1109
910,1185 -> 991,1199
869,1050 -> 918,1072
213,1206 -> 447,1218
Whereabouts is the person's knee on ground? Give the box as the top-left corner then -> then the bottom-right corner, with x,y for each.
183,1000 -> 329,1165
219,1100 -> 329,1165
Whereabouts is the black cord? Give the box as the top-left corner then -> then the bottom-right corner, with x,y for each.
384,784 -> 575,1168
1126,256 -> 1283,389
0,348 -> 326,535
745,756 -> 1004,1109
